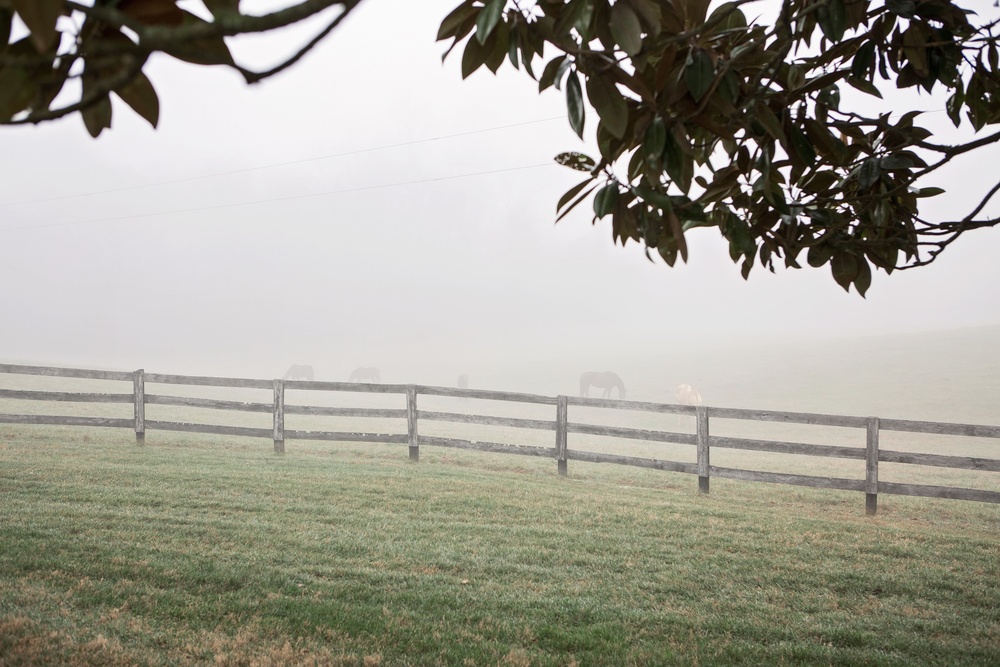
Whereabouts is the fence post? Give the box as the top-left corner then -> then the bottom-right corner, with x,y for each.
133,369 -> 145,445
407,385 -> 419,461
273,379 -> 285,454
556,395 -> 568,476
696,405 -> 710,494
866,416 -> 879,515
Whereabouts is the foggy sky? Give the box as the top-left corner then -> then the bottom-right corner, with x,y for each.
2,0 -> 999,396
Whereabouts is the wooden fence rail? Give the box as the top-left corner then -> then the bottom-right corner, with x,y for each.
1,363 -> 998,515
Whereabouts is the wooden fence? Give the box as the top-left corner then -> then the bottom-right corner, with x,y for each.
2,363 -> 999,515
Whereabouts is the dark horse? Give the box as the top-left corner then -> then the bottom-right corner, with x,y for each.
580,371 -> 626,399
283,364 -> 314,381
349,366 -> 381,383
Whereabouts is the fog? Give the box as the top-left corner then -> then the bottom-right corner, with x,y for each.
2,0 -> 999,409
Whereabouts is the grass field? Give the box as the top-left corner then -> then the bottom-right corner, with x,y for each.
2,426 -> 999,666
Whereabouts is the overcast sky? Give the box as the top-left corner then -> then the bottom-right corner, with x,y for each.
1,0 -> 998,397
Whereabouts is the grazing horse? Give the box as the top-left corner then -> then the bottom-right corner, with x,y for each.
457,374 -> 469,389
676,383 -> 703,406
580,371 -> 627,399
349,366 -> 381,383
283,364 -> 314,381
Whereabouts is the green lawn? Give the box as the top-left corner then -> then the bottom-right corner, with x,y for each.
1,427 -> 999,666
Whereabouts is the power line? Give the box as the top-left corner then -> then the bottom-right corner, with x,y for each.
1,161 -> 559,233
0,116 -> 565,209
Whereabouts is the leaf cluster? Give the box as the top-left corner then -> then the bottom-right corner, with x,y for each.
0,0 -> 360,136
440,0 -> 1000,295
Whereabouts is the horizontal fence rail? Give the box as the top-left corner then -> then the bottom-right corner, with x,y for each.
1,364 -> 998,514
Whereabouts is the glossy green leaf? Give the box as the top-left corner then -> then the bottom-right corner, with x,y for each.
0,38 -> 37,120
475,0 -> 505,45
586,74 -> 628,139
81,93 -> 112,138
707,2 -> 747,34
609,2 -> 643,57
557,177 -> 597,212
817,0 -> 846,43
685,50 -> 714,102
437,0 -> 476,40
114,70 -> 159,128
831,252 -> 860,292
594,183 -> 619,218
566,70 -> 585,138
10,0 -> 61,52
556,182 -> 599,221
857,158 -> 880,190
539,56 -> 567,92
853,257 -> 872,297
461,27 -> 491,78
846,76 -> 883,99
643,117 -> 666,164
915,187 -> 945,198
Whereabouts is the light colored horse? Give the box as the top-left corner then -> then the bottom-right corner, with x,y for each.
676,384 -> 703,406
349,366 -> 381,383
457,374 -> 469,389
283,364 -> 314,381
580,371 -> 627,399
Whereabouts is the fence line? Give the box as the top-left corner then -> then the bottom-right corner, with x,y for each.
1,363 -> 998,514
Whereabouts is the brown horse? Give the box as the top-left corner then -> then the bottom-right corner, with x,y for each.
580,371 -> 626,399
349,366 -> 381,383
283,364 -> 314,381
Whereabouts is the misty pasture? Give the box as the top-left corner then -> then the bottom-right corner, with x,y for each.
2,326 -> 999,665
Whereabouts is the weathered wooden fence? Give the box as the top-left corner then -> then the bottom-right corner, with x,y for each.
2,363 -> 998,515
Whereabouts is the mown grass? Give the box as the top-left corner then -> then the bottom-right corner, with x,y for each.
1,426 -> 999,666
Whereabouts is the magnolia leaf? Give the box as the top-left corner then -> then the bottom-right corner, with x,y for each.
163,11 -> 234,66
10,0 -> 61,52
594,183 -> 619,218
0,39 -> 38,119
81,94 -> 113,138
831,252 -> 860,292
707,2 -> 747,34
539,55 -> 567,92
854,256 -> 873,297
846,75 -> 883,99
685,50 -> 715,102
475,0 -> 504,45
566,70 -> 585,138
114,70 -> 159,128
609,2 -> 643,57
461,26 -> 491,78
586,74 -> 628,139
437,0 -> 476,41
557,177 -> 597,212
857,158 -> 881,190
817,0 -> 846,43
554,152 -> 596,172
807,244 -> 834,268
556,182 -> 599,222
643,117 -> 666,164
915,187 -> 945,198
880,154 -> 912,170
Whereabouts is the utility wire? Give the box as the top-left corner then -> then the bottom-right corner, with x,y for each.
1,161 -> 559,233
0,116 -> 564,209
